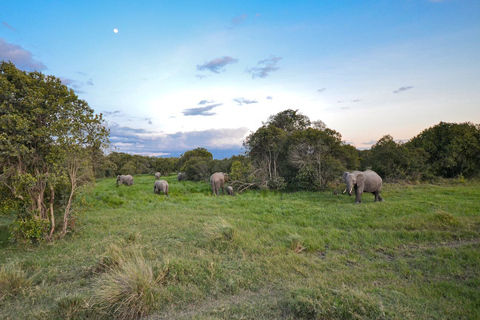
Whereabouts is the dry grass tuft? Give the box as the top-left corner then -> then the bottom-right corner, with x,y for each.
94,250 -> 165,319
203,217 -> 235,242
0,263 -> 31,301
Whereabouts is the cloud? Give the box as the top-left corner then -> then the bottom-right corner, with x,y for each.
233,97 -> 258,105
0,38 -> 46,71
245,55 -> 282,78
108,122 -> 249,156
197,56 -> 239,73
182,103 -> 223,116
198,99 -> 214,105
102,110 -> 122,116
87,78 -> 93,86
2,22 -> 16,32
266,96 -> 273,100
317,88 -> 326,93
59,77 -> 75,86
232,14 -> 247,25
393,86 -> 413,94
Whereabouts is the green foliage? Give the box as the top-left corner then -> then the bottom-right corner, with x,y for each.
10,217 -> 49,243
408,121 -> 480,178
0,61 -> 109,239
244,109 -> 356,190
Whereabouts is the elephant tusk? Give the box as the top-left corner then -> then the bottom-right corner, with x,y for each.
342,189 -> 347,194
349,187 -> 353,194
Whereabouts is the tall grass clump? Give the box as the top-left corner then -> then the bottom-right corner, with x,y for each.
283,286 -> 387,320
94,248 -> 166,319
0,263 -> 31,301
203,217 -> 235,242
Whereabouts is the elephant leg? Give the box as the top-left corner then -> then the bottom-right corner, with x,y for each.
354,185 -> 363,204
375,191 -> 384,202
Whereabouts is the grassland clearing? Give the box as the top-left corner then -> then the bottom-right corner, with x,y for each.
0,175 -> 479,319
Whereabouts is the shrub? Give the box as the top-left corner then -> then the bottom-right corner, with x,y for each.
10,217 -> 50,243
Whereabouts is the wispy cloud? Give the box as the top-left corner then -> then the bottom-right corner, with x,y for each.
198,99 -> 214,105
182,103 -> 223,116
232,14 -> 247,25
102,110 -> 153,125
245,55 -> 282,78
393,86 -> 413,94
2,22 -> 16,32
266,96 -> 273,100
197,56 -> 239,73
0,38 -> 46,71
233,97 -> 258,105
317,88 -> 326,93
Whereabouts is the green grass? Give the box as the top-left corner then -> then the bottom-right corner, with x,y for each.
0,175 -> 479,319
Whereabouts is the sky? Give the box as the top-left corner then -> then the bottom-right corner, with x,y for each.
1,0 -> 479,158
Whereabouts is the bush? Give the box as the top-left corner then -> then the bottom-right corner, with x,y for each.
10,217 -> 50,243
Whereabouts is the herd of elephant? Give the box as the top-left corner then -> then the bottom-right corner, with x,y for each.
116,169 -> 385,204
116,171 -> 234,197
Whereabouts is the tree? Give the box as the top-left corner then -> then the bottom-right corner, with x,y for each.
408,122 -> 480,178
0,61 -> 109,240
179,148 -> 213,181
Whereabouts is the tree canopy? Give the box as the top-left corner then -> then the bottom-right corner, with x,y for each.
0,61 -> 109,241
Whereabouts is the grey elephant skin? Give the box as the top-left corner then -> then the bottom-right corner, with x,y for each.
343,170 -> 384,204
154,180 -> 169,196
226,186 -> 234,196
210,172 -> 226,196
117,174 -> 134,186
155,172 -> 161,180
177,172 -> 186,181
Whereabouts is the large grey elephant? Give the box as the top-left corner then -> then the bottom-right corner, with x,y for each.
154,180 -> 169,196
226,186 -> 234,196
210,172 -> 226,196
177,172 -> 186,181
343,170 -> 384,204
117,174 -> 134,186
155,172 -> 161,180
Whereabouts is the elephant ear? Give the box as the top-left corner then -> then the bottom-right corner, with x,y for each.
343,172 -> 350,183
356,173 -> 366,185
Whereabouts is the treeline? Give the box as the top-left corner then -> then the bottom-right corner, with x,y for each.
96,110 -> 480,191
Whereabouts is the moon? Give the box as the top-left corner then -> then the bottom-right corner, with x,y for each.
113,28 -> 118,33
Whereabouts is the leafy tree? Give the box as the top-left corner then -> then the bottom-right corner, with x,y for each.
179,148 -> 213,181
244,109 -> 358,190
408,122 -> 480,178
0,61 -> 109,240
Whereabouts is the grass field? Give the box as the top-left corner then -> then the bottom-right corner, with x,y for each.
0,175 -> 479,319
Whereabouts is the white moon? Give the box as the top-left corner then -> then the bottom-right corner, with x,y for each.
113,28 -> 118,33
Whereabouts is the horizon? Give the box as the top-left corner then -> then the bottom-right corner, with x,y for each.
1,0 -> 479,158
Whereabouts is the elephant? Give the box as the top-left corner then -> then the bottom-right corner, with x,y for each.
226,185 -> 234,196
117,174 -> 134,186
177,172 -> 186,181
155,172 -> 161,180
343,170 -> 384,204
210,172 -> 226,196
154,180 -> 169,196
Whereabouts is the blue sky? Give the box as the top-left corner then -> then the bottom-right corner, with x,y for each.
1,0 -> 479,158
